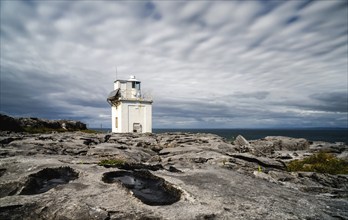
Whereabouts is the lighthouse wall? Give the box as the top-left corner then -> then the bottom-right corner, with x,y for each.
111,101 -> 152,133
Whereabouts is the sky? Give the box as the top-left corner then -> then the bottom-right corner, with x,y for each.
0,0 -> 347,129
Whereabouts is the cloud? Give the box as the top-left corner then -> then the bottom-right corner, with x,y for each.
308,92 -> 348,113
0,0 -> 347,128
233,91 -> 270,100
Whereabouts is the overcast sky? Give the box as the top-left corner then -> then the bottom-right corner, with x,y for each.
1,0 -> 347,128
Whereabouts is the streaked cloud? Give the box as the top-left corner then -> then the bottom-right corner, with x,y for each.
0,0 -> 347,128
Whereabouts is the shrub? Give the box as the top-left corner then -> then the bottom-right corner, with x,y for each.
287,152 -> 348,175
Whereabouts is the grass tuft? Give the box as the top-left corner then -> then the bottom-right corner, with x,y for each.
287,152 -> 348,175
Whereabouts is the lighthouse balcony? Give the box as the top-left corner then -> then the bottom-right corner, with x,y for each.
107,89 -> 152,106
119,96 -> 153,102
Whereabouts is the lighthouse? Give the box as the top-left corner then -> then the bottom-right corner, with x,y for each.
107,76 -> 153,133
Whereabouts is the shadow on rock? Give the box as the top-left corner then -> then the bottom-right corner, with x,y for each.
20,167 -> 78,195
102,170 -> 181,206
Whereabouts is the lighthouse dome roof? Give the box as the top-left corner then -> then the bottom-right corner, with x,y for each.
128,75 -> 140,82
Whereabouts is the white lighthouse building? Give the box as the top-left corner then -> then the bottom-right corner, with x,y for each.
107,76 -> 153,133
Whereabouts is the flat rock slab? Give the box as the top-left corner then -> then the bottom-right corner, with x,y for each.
0,131 -> 347,219
1,156 -> 347,219
159,146 -> 204,155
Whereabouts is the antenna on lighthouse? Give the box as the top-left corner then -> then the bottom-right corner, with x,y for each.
115,66 -> 118,80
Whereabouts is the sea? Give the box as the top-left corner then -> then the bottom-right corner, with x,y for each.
92,128 -> 348,144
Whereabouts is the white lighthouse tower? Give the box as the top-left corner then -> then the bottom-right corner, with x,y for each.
107,76 -> 153,133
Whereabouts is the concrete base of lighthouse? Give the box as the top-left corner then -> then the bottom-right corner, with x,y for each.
111,100 -> 152,133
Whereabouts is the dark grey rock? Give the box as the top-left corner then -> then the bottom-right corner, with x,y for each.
0,114 -> 23,132
0,114 -> 87,132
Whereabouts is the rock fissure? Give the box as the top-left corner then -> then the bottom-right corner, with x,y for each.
229,153 -> 286,170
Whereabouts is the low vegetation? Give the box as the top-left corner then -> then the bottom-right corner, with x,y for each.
287,152 -> 348,175
23,127 -> 99,134
23,127 -> 67,133
98,158 -> 126,167
80,129 -> 101,134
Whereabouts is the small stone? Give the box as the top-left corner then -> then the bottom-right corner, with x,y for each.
234,135 -> 250,147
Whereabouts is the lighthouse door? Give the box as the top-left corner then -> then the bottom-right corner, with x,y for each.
133,123 -> 142,133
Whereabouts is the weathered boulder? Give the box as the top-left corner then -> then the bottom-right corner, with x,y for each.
247,136 -> 311,157
233,135 -> 250,146
264,136 -> 310,151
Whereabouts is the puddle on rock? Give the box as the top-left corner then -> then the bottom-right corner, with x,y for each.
20,167 -> 78,195
100,162 -> 164,171
102,170 -> 181,206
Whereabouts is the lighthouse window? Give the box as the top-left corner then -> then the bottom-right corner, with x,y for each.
132,82 -> 140,90
115,117 -> 118,128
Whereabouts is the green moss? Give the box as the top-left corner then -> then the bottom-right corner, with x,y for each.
287,152 -> 348,175
98,159 -> 126,167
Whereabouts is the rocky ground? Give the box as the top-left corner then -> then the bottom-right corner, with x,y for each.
0,131 -> 347,219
